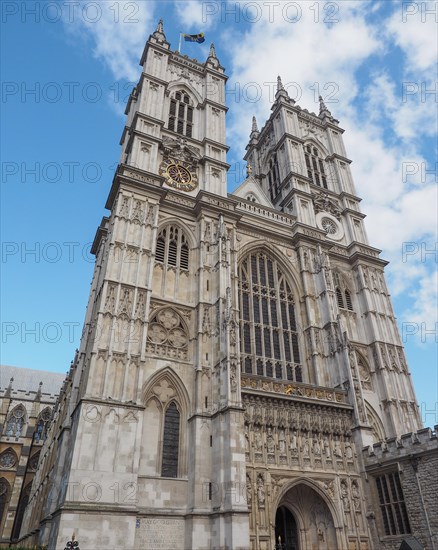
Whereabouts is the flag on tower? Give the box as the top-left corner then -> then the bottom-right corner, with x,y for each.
183,32 -> 205,43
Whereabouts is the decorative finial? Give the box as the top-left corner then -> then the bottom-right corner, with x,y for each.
251,116 -> 259,133
5,377 -> 14,396
209,43 -> 217,59
152,18 -> 167,43
275,75 -> 289,101
319,95 -> 332,119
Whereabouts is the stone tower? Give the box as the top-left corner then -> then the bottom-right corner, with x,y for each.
19,20 -> 436,550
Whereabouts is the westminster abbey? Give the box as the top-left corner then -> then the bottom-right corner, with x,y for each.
1,19 -> 437,550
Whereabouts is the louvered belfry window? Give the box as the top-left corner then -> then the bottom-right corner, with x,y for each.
305,144 -> 328,189
161,402 -> 180,478
155,226 -> 189,270
168,91 -> 194,138
238,252 -> 302,382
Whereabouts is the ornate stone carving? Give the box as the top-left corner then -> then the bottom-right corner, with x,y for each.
312,192 -> 341,220
256,474 -> 265,508
146,308 -> 189,361
0,449 -> 17,469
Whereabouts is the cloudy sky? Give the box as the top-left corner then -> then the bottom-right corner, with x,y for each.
1,1 -> 437,423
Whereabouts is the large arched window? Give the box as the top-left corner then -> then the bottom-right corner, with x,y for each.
33,407 -> 52,443
168,91 -> 194,137
304,144 -> 327,189
238,252 -> 302,382
268,154 -> 280,201
0,478 -> 11,533
161,402 -> 180,478
12,481 -> 32,540
4,405 -> 26,438
155,225 -> 189,270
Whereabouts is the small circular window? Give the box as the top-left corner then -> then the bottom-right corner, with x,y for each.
321,218 -> 337,234
316,212 -> 344,241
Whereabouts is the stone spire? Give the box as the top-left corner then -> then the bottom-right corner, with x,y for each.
209,43 -> 217,59
275,75 -> 289,100
36,381 -> 43,400
319,95 -> 333,120
251,116 -> 259,134
5,377 -> 13,397
206,43 -> 220,68
152,18 -> 167,42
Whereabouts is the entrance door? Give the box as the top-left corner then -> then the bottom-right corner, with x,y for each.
275,506 -> 299,550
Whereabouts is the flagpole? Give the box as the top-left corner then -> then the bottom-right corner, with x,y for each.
179,33 -> 183,53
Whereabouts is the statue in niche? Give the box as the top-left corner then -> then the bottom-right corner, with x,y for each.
254,427 -> 263,451
345,441 -> 354,460
352,481 -> 361,511
341,480 -> 350,511
246,474 -> 252,505
313,438 -> 321,456
267,427 -> 275,453
257,475 -> 265,508
333,438 -> 342,458
302,436 -> 310,458
290,430 -> 298,453
323,436 -> 331,459
278,429 -> 286,454
244,425 -> 250,452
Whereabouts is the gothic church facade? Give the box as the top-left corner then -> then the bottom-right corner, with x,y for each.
16,21 -> 437,550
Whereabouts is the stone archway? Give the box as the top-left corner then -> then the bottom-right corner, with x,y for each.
276,483 -> 339,550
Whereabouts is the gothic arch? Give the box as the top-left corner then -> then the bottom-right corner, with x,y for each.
142,366 -> 190,414
140,367 -> 190,477
166,81 -> 203,106
0,477 -> 11,533
365,401 -> 386,442
4,404 -> 27,438
156,218 -> 196,249
273,478 -> 343,531
303,136 -> 329,158
237,241 -> 303,298
356,351 -> 373,390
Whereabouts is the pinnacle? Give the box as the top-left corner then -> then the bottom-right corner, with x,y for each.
209,43 -> 217,59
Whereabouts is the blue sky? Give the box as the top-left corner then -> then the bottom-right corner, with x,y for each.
1,1 -> 437,425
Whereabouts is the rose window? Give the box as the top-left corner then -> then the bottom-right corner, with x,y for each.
321,217 -> 337,234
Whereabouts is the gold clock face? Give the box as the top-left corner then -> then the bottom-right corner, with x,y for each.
160,158 -> 198,192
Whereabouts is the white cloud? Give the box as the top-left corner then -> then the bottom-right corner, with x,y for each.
224,0 -> 437,331
174,1 -> 216,31
386,1 -> 438,72
63,0 -> 156,81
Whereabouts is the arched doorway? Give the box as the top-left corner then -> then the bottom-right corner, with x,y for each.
276,482 -> 339,550
275,505 -> 299,549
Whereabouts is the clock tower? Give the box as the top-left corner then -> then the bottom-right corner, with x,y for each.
121,19 -> 229,197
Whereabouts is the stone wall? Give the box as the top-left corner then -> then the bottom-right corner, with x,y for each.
362,426 -> 438,550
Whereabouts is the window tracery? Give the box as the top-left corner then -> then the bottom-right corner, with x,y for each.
168,91 -> 194,138
155,225 -> 189,271
34,407 -> 52,443
268,154 -> 280,201
4,405 -> 26,438
0,478 -> 11,531
146,308 -> 189,360
305,144 -> 328,189
238,252 -> 302,382
0,448 -> 17,469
